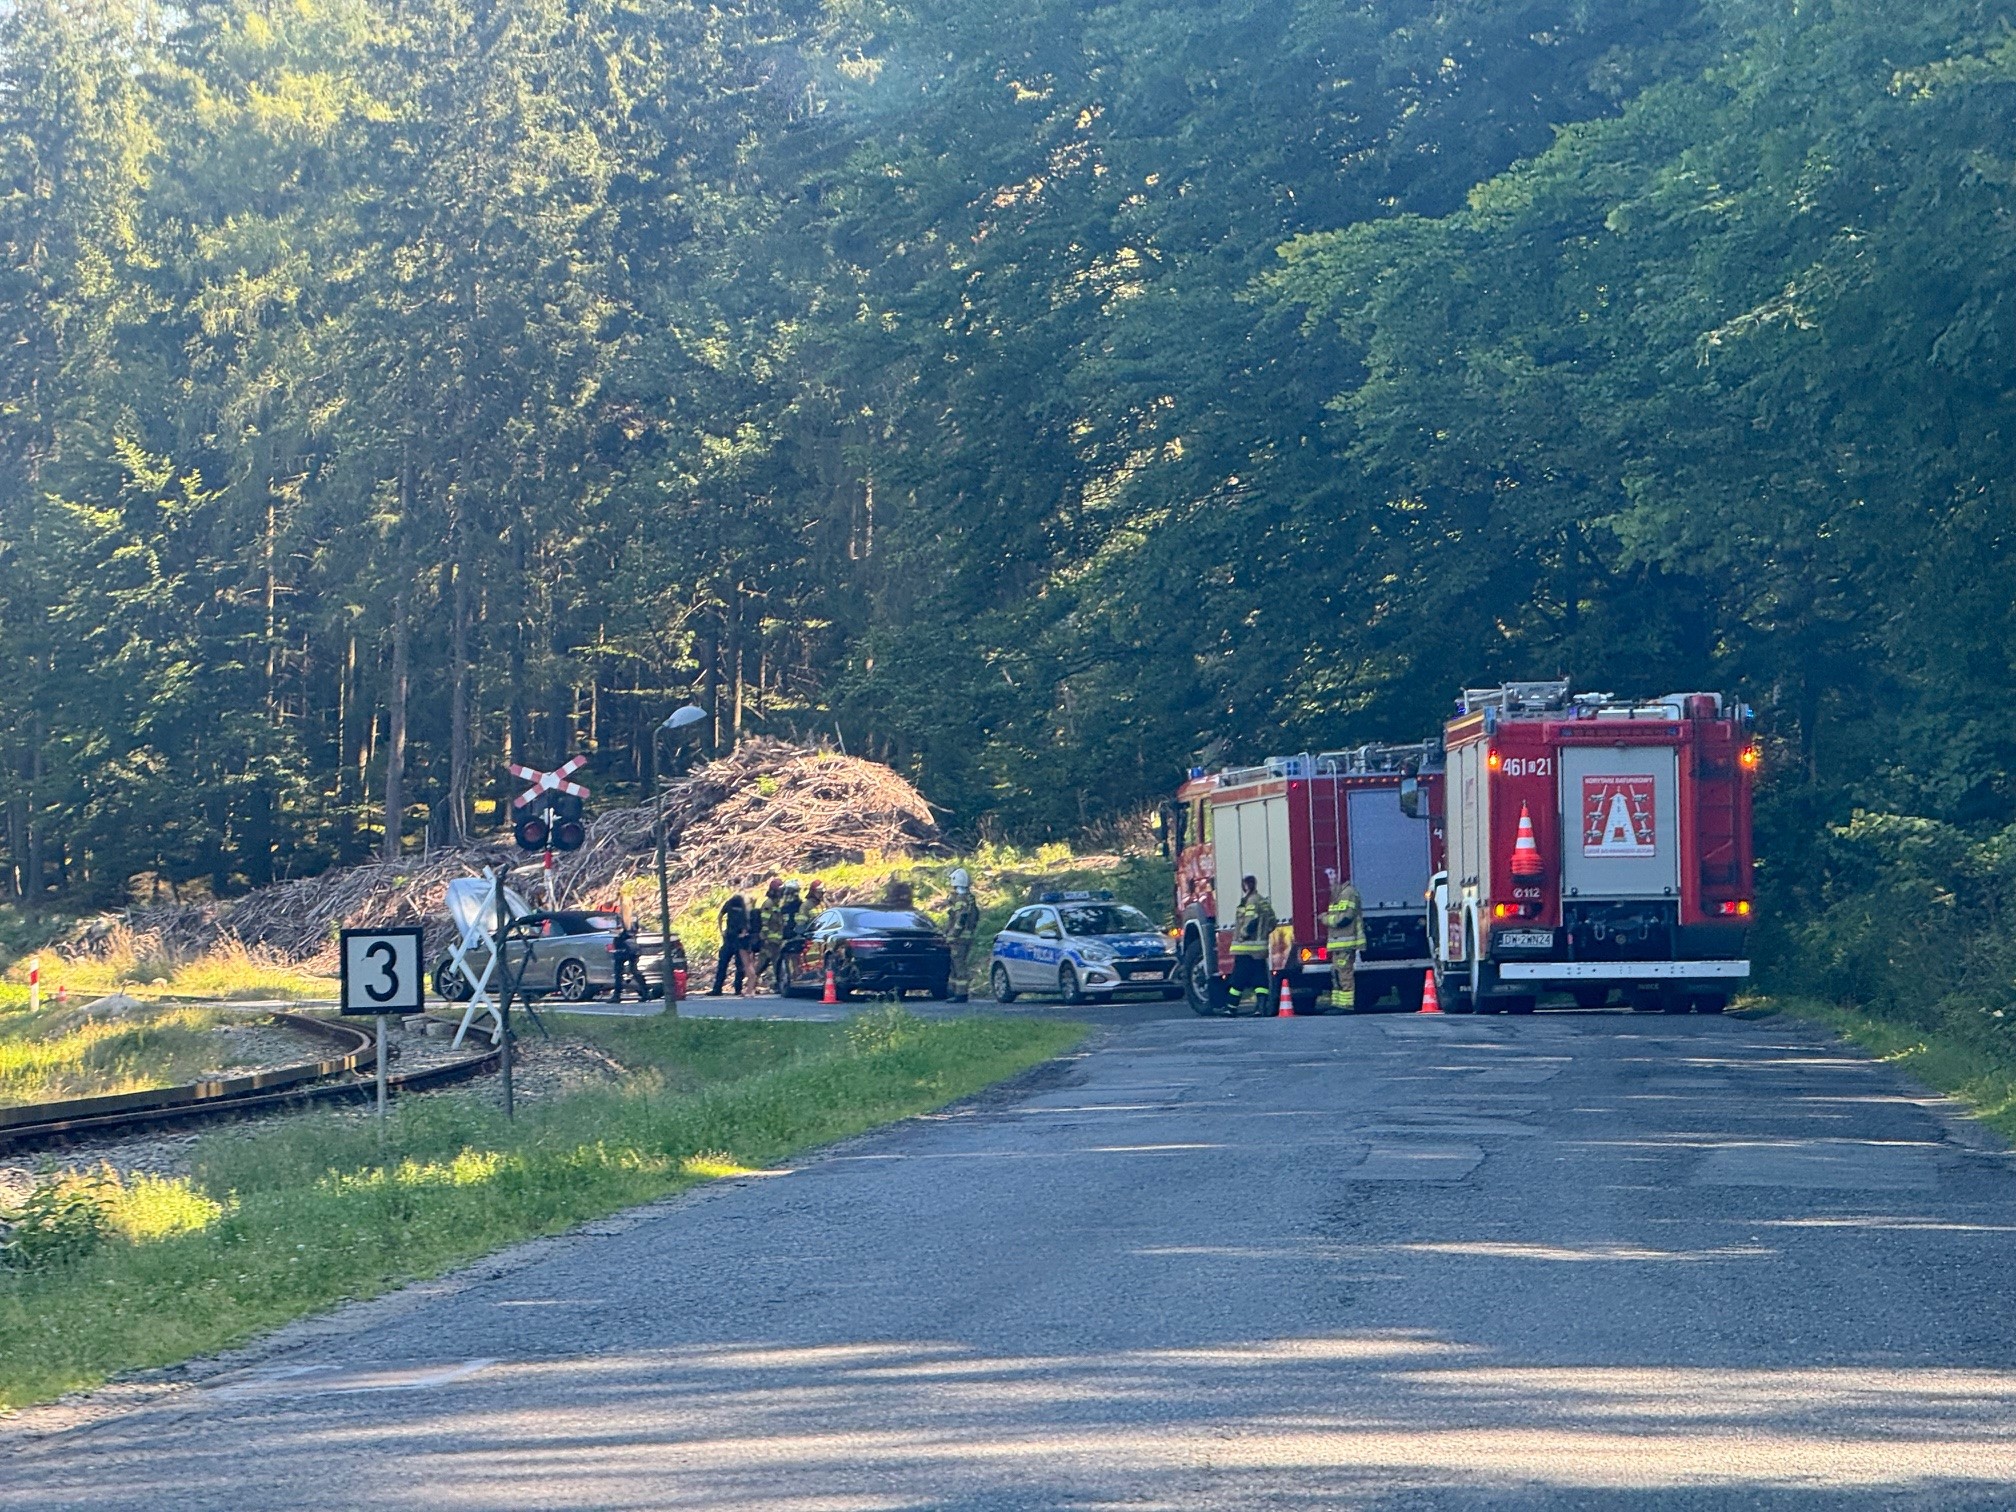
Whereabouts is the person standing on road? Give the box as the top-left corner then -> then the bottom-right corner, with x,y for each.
1230,875 -> 1275,1013
772,880 -> 805,992
709,893 -> 749,996
1323,874 -> 1365,1011
942,868 -> 980,1003
610,918 -> 651,1004
756,879 -> 786,993
737,896 -> 762,997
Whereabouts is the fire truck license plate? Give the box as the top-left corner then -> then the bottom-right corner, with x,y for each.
1496,929 -> 1553,950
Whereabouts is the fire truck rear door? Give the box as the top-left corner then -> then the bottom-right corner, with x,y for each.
1345,788 -> 1429,911
1559,747 -> 1680,900
1213,797 -> 1294,919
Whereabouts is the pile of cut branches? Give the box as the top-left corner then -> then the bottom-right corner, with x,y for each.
60,741 -> 941,971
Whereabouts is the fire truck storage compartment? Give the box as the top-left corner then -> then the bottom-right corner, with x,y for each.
1449,740 -> 1491,887
1212,796 -> 1294,923
1346,788 -> 1429,911
1559,746 -> 1679,900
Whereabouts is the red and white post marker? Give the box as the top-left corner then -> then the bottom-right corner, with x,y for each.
28,955 -> 38,1014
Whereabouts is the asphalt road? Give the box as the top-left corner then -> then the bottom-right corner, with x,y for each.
11,1005 -> 2016,1508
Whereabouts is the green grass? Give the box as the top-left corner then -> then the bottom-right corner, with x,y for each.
1,933 -> 333,1004
1744,993 -> 2016,1143
0,1011 -> 1084,1410
0,1001 -> 269,1107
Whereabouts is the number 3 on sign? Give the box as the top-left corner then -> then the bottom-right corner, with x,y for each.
340,928 -> 426,1016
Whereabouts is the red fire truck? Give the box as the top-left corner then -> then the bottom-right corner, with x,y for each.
1428,681 -> 1756,1014
1168,744 -> 1443,1015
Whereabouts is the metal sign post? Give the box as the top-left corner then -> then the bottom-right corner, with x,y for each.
492,872 -> 516,1119
339,927 -> 425,1140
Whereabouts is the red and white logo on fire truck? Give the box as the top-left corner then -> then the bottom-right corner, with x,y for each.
1582,776 -> 1657,857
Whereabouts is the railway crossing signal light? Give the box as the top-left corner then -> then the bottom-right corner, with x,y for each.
509,758 -> 591,853
514,811 -> 550,851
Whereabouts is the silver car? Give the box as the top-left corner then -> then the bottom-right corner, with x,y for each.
432,910 -> 684,1003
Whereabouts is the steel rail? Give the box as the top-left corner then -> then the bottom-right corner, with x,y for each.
0,1012 -> 501,1154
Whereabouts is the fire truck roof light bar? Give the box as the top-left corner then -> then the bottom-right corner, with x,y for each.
1209,741 -> 1436,786
1459,682 -> 1739,724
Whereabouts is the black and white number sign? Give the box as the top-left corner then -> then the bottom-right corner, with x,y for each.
339,927 -> 426,1016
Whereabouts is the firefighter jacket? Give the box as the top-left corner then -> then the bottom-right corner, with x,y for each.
944,892 -> 980,944
1324,885 -> 1366,954
1232,892 -> 1276,955
770,899 -> 803,944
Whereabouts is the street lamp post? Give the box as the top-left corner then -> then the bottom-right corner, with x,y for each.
654,705 -> 708,1013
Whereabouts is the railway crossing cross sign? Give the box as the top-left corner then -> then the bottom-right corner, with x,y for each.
339,927 -> 426,1016
508,756 -> 589,809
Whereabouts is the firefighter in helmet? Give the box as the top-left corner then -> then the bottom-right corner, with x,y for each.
772,879 -> 807,991
942,868 -> 980,1002
757,878 -> 787,991
1323,871 -> 1366,1011
1230,874 -> 1276,1013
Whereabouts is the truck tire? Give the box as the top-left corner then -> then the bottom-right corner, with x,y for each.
1437,969 -> 1473,1014
1181,938 -> 1221,1016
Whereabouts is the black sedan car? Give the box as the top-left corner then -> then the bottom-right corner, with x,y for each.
779,907 -> 953,1000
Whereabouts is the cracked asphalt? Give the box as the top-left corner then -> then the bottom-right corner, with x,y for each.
10,1005 -> 2016,1508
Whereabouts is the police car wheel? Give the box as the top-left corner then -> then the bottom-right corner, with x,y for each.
1058,961 -> 1086,1005
990,962 -> 1018,1004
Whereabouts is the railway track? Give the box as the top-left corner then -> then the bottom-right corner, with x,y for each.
0,1011 -> 501,1155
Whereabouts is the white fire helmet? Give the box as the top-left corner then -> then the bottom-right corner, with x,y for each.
949,868 -> 972,892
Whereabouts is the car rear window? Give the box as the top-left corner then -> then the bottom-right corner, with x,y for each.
833,909 -> 934,931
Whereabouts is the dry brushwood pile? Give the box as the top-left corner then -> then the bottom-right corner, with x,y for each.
63,741 -> 941,971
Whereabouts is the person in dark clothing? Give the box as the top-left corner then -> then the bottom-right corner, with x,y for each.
610,920 -> 651,1003
709,893 -> 749,995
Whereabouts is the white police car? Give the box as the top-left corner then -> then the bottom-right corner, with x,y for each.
987,891 -> 1180,1004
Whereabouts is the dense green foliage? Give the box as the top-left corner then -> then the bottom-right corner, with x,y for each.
3,0 -> 2012,1025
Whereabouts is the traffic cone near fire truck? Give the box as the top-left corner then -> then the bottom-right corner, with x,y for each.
1419,970 -> 1442,1014
1511,802 -> 1544,878
1278,978 -> 1295,1017
822,966 -> 839,1004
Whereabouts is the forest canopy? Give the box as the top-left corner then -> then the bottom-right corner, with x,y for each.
4,0 -> 2013,1028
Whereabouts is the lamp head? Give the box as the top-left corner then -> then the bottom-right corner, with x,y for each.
661,705 -> 707,740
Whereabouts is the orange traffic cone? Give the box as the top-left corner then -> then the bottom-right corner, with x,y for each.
1419,970 -> 1442,1014
1511,802 -> 1544,878
1278,978 -> 1296,1017
822,966 -> 839,1005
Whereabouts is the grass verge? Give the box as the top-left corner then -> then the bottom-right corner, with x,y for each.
2,934 -> 333,1005
0,1001 -> 272,1108
1744,993 -> 2016,1143
0,1011 -> 1084,1411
